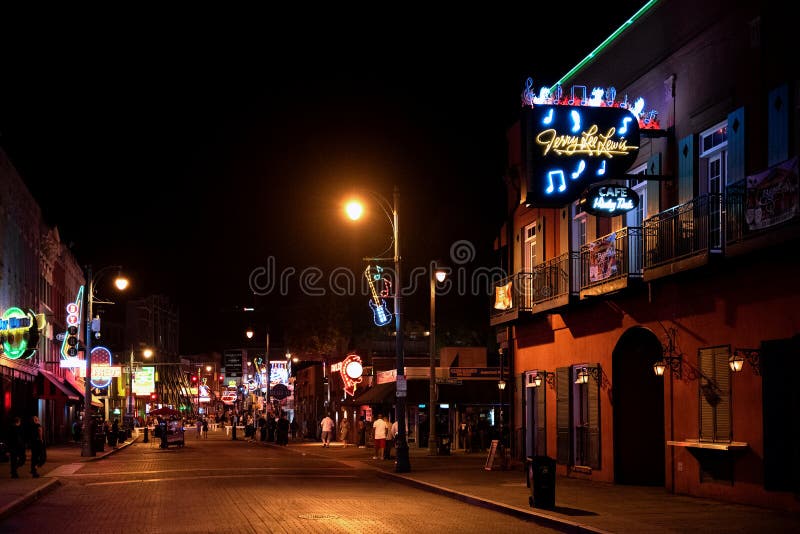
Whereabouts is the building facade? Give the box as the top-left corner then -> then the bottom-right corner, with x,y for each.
492,0 -> 799,510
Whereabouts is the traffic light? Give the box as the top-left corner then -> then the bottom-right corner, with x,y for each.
150,392 -> 157,400
66,325 -> 79,357
191,375 -> 198,383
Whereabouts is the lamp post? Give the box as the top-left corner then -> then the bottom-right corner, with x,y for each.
127,347 -> 152,417
428,265 -> 447,456
346,186 -> 410,472
498,349 -> 506,451
81,265 -> 129,457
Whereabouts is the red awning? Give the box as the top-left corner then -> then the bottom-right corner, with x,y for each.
39,369 -> 81,401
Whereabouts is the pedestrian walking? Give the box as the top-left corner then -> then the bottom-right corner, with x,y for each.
290,417 -> 298,441
196,419 -> 203,438
231,412 -> 239,441
357,417 -> 366,448
29,415 -> 44,478
202,419 -> 209,439
276,413 -> 290,446
338,417 -> 350,448
372,413 -> 389,460
386,419 -> 398,460
258,413 -> 267,441
8,417 -> 25,479
320,414 -> 335,447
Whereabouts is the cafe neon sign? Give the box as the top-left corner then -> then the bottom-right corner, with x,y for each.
0,307 -> 43,360
580,184 -> 639,216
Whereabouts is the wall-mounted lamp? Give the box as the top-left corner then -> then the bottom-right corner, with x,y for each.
653,355 -> 682,378
575,368 -> 589,384
527,370 -> 556,388
730,348 -> 760,375
498,379 -> 507,390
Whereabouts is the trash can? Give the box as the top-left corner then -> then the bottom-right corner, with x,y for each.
437,434 -> 451,456
93,432 -> 105,453
527,456 -> 556,509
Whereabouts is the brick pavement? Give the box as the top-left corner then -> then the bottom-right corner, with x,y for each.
2,432 -> 799,533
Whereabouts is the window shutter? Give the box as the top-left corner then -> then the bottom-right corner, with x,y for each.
678,135 -> 695,204
646,153 -> 662,218
699,349 -> 715,441
587,364 -> 602,470
768,84 -> 789,166
556,367 -> 570,464
713,347 -> 732,442
698,347 -> 732,442
727,107 -> 746,185
536,380 -> 547,456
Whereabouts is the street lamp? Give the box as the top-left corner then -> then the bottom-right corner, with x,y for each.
127,346 -> 153,418
345,186 -> 411,473
81,265 -> 128,457
429,263 -> 447,456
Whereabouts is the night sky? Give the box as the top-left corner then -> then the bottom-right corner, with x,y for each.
0,4 -> 647,353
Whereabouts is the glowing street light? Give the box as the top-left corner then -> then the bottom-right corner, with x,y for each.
345,186 -> 412,473
245,328 -> 254,339
114,277 -> 130,291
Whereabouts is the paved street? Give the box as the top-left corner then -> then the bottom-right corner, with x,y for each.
0,431 -> 557,534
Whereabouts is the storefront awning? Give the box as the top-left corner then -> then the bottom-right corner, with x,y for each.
39,369 -> 81,401
63,370 -> 103,407
345,379 -> 503,407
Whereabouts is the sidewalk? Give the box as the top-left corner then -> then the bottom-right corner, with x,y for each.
276,439 -> 800,533
0,435 -> 137,521
2,435 -> 799,533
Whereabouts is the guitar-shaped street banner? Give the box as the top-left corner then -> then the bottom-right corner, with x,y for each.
365,265 -> 392,327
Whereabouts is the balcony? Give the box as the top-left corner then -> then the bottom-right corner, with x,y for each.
580,226 -> 643,298
643,194 -> 720,282
725,178 -> 800,256
490,254 -> 578,325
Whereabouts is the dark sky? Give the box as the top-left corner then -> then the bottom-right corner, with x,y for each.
0,4 -> 647,353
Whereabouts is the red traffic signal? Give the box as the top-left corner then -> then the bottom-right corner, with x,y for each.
150,392 -> 157,400
191,375 -> 198,383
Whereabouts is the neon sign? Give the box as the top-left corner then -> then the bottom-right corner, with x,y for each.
61,286 -> 83,361
580,185 -> 639,216
333,353 -> 363,396
0,307 -> 42,360
524,104 -> 640,207
89,346 -> 113,389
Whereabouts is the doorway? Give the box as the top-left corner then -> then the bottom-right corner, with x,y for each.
613,327 -> 665,485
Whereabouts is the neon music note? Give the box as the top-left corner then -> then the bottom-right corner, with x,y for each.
546,170 -> 566,194
543,108 -> 554,125
597,160 -> 606,176
571,160 -> 586,180
571,110 -> 581,132
619,116 -> 632,135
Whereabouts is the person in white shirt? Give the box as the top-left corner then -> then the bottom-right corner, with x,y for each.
320,414 -> 335,447
372,414 -> 389,460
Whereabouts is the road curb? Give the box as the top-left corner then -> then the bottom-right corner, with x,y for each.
0,478 -> 61,521
376,471 -> 611,534
85,435 -> 138,462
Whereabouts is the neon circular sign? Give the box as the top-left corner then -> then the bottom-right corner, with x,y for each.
0,307 -> 37,360
89,346 -> 114,388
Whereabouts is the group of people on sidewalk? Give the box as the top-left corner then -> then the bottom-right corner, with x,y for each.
319,413 -> 397,460
7,415 -> 46,479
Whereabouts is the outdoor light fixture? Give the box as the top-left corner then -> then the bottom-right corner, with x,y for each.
429,261 -> 448,456
730,349 -> 760,375
653,359 -> 667,376
345,186 -> 411,473
575,368 -> 589,384
498,379 -> 507,390
114,276 -> 129,291
245,328 -> 254,339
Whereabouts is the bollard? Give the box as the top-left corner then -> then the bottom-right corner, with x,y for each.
144,426 -> 149,443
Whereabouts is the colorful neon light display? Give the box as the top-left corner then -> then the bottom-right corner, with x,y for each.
89,346 -> 113,389
61,286 -> 84,360
0,307 -> 41,360
523,104 -> 640,207
332,354 -> 363,396
580,185 -> 640,216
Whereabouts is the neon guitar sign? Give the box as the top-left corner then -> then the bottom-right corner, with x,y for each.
365,265 -> 392,327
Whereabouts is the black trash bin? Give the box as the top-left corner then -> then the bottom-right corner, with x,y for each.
437,434 -> 451,456
527,456 -> 556,509
93,432 -> 105,453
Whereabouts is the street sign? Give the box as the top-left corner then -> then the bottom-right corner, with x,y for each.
396,375 -> 407,397
436,378 -> 463,385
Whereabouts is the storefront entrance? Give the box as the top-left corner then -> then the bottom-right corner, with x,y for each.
612,327 -> 665,485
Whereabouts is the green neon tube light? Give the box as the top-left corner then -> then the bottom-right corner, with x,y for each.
549,0 -> 661,93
